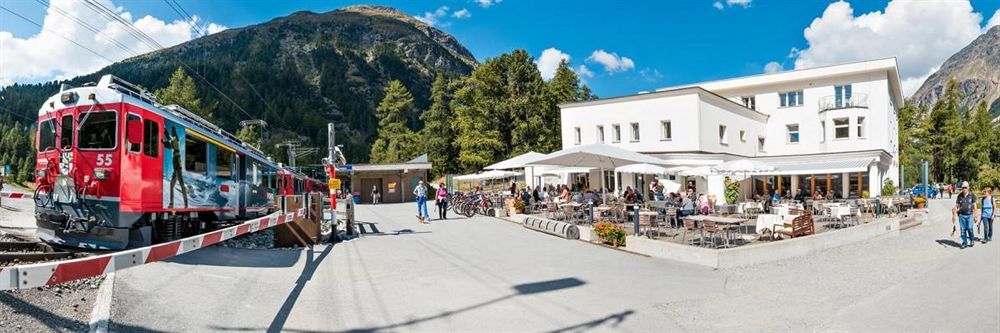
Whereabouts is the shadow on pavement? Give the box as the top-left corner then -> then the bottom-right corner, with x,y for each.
166,245 -> 303,268
546,310 -> 635,333
0,292 -> 167,333
935,239 -> 962,248
266,244 -> 334,332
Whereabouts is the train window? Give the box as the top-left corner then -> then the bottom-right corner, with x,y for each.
59,115 -> 73,149
216,148 -> 233,180
143,119 -> 159,157
38,119 -> 56,152
77,111 -> 117,150
125,114 -> 141,153
185,135 -> 208,174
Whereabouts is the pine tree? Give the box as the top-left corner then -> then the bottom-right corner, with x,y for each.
369,81 -> 421,163
927,80 -> 962,183
452,77 -> 505,172
155,67 -> 215,122
420,74 -> 458,176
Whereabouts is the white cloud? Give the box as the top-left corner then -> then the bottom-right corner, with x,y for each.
727,0 -> 752,8
575,65 -> 594,79
763,61 -> 784,73
639,68 -> 663,82
586,50 -> 635,73
415,6 -> 451,27
715,0 -> 752,10
452,8 -> 471,19
787,0 -> 993,97
987,9 -> 1000,29
0,0 -> 226,86
536,48 -> 570,81
475,0 -> 502,8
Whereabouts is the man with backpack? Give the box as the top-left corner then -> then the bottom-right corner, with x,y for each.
952,181 -> 977,249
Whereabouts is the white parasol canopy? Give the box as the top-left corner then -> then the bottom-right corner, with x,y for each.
678,166 -> 714,177
614,163 -> 671,174
539,166 -> 594,176
528,143 -> 667,169
485,151 -> 547,170
710,159 -> 776,174
663,166 -> 691,174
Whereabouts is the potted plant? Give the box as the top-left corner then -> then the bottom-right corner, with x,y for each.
513,199 -> 526,214
723,177 -> 739,205
914,195 -> 926,209
593,221 -> 626,247
861,190 -> 870,199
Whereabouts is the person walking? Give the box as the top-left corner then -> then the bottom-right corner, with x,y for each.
953,181 -> 977,249
371,185 -> 380,205
436,183 -> 449,220
414,180 -> 429,224
0,173 -> 5,208
980,187 -> 994,244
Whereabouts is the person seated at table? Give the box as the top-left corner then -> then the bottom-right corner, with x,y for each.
812,190 -> 824,200
558,185 -> 571,203
771,191 -> 780,202
698,193 -> 710,215
826,190 -> 836,200
679,192 -> 695,218
794,189 -> 806,204
669,192 -> 681,207
532,186 -> 542,203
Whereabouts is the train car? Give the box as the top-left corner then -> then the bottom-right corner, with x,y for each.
33,75 -> 316,249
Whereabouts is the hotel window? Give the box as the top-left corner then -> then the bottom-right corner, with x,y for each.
596,125 -> 605,143
835,84 -> 852,108
740,96 -> 756,110
574,127 -> 581,145
820,121 -> 826,142
739,130 -> 746,142
786,124 -> 800,143
630,122 -> 640,142
857,116 -> 866,138
779,90 -> 804,107
834,118 -> 849,139
660,120 -> 672,141
718,125 -> 728,144
612,124 -> 621,142
758,137 -> 766,152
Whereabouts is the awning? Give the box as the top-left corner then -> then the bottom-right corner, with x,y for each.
756,158 -> 874,175
485,151 -> 546,170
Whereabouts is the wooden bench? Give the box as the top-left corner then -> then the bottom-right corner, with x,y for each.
774,211 -> 815,239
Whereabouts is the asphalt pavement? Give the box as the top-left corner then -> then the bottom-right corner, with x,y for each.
106,198 -> 998,332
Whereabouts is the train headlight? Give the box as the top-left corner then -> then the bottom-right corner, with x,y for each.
35,169 -> 47,178
94,168 -> 110,180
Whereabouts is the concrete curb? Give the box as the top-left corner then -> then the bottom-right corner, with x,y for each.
89,273 -> 114,333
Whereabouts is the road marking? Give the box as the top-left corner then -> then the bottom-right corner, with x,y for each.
89,272 -> 115,333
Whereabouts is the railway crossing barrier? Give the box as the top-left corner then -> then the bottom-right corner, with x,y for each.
0,191 -> 32,199
1,199 -> 306,291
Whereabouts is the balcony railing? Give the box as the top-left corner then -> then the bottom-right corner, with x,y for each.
818,93 -> 868,112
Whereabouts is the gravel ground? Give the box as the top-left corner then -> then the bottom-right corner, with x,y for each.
218,228 -> 276,249
0,277 -> 103,333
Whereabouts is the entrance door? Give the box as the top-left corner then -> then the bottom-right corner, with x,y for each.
359,178 -> 381,204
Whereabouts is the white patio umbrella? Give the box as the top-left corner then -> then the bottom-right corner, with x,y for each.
478,170 -> 522,180
663,166 -> 691,174
485,151 -> 546,170
539,166 -> 594,176
529,143 -> 668,203
678,166 -> 714,177
614,163 -> 671,174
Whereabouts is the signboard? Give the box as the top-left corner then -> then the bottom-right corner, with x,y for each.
1,165 -> 7,176
387,182 -> 397,193
328,179 -> 341,189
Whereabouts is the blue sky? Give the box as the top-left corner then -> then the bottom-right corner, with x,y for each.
2,0 -> 999,97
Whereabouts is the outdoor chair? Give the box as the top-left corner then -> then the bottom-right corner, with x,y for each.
546,202 -> 560,220
701,220 -> 723,248
680,218 -> 701,246
663,207 -> 679,229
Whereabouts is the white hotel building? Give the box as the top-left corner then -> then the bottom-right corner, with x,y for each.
556,58 -> 903,199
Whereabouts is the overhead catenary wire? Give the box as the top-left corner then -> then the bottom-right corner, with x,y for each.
33,0 -> 141,57
0,4 -> 118,64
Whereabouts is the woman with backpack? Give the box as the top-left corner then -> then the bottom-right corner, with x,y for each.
980,187 -> 995,244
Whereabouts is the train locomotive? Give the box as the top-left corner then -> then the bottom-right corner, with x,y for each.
33,75 -> 326,250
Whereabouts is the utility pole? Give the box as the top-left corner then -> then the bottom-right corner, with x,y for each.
239,119 -> 268,149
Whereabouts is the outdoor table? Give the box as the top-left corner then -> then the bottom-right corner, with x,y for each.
683,215 -> 749,247
716,204 -> 737,215
756,214 -> 783,238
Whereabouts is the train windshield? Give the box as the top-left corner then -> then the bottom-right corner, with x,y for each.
78,111 -> 117,149
38,119 -> 56,152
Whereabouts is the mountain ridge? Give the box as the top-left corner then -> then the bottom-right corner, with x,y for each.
911,25 -> 1000,115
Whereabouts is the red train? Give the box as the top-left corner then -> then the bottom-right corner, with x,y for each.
34,75 -> 326,249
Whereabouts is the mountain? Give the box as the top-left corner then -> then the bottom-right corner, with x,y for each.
911,25 -> 1000,115
0,5 -> 477,164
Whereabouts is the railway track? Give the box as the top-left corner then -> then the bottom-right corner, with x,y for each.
0,241 -> 81,266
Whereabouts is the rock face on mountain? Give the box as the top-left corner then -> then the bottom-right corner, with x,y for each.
0,5 -> 477,162
911,25 -> 1000,115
